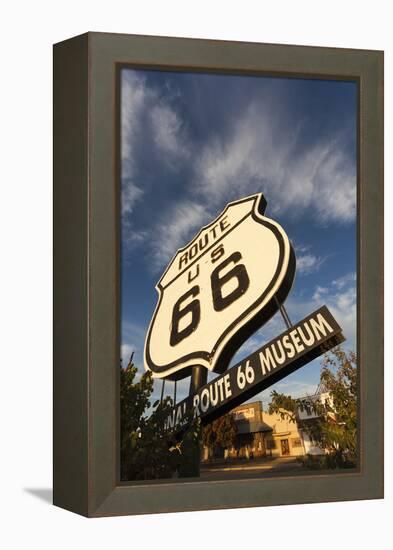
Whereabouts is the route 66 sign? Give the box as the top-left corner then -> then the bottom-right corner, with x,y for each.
144,194 -> 296,380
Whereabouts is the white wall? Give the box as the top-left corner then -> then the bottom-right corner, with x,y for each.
1,2 -> 391,550
297,392 -> 332,421
302,432 -> 325,456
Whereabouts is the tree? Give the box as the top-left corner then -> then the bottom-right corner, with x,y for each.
268,347 -> 357,469
202,413 -> 237,458
120,358 -> 176,480
120,356 -> 201,480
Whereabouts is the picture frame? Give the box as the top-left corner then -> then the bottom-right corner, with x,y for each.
53,32 -> 383,517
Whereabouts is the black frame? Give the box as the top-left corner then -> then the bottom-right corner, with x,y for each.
53,32 -> 384,517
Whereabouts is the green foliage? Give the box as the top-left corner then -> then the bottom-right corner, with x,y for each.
202,413 -> 237,458
120,360 -> 153,437
176,413 -> 202,477
120,360 -> 176,480
120,357 -> 202,480
268,347 -> 357,469
267,391 -> 298,423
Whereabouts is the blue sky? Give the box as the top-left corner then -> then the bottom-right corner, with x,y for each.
120,67 -> 357,408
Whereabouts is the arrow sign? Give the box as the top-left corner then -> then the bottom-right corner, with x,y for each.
166,306 -> 344,431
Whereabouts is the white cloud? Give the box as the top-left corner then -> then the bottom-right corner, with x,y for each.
297,253 -> 325,275
122,184 -> 144,217
310,144 -> 356,223
287,272 -> 357,348
317,274 -> 356,346
121,71 -> 147,216
123,228 -> 148,247
312,286 -> 329,301
294,243 -> 326,276
332,272 -> 356,289
192,99 -> 356,223
150,104 -> 189,162
149,199 -> 209,272
327,285 -> 356,345
121,70 -> 195,263
233,271 -> 357,361
261,380 -> 319,401
121,320 -> 147,368
193,101 -> 296,209
122,70 -> 189,170
121,70 -> 189,220
120,74 -> 356,274
121,344 -> 135,367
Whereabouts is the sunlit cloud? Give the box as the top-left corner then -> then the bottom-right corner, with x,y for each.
148,199 -> 209,272
193,100 -> 356,223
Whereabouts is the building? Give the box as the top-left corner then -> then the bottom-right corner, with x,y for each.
296,388 -> 332,455
228,401 -> 306,459
202,392 -> 329,461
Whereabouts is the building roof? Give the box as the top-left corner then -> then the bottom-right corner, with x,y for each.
232,400 -> 262,411
236,420 -> 272,434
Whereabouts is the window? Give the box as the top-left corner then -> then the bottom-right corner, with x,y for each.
266,438 -> 276,450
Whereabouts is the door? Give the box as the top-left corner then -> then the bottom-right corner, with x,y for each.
281,439 -> 290,456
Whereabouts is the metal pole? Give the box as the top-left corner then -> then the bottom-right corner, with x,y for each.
189,365 -> 207,395
160,379 -> 165,403
274,295 -> 293,329
174,380 -> 177,406
186,366 -> 207,477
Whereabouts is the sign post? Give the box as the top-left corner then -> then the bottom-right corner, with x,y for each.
189,367 -> 207,396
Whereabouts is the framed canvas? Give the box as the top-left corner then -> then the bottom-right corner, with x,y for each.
53,32 -> 383,517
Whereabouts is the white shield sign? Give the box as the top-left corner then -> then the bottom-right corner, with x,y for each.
144,194 -> 296,380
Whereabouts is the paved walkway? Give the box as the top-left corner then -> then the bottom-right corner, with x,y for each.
200,456 -> 303,479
